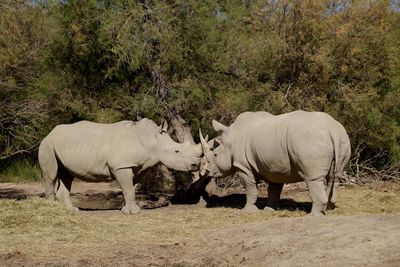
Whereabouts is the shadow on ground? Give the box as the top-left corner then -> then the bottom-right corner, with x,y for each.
0,185 -> 311,213
203,193 -> 312,213
73,192 -> 170,210
170,188 -> 312,213
0,188 -> 169,210
0,188 -> 44,200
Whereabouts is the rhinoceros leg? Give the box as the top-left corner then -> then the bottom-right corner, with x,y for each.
326,160 -> 339,210
265,182 -> 283,211
43,171 -> 57,201
237,171 -> 259,212
55,170 -> 78,212
306,178 -> 328,216
38,143 -> 58,201
113,168 -> 140,214
326,178 -> 339,210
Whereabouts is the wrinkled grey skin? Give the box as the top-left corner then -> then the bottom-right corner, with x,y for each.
38,119 -> 202,214
200,111 -> 351,216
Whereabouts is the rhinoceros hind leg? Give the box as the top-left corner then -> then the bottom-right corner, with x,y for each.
266,182 -> 283,210
326,160 -> 339,210
326,178 -> 339,210
38,143 -> 58,201
306,178 -> 328,216
56,170 -> 78,212
113,168 -> 140,214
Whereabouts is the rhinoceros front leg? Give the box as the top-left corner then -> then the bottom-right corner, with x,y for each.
306,178 -> 328,216
237,171 -> 259,212
113,168 -> 140,214
265,182 -> 283,211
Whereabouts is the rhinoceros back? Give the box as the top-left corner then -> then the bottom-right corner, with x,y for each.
228,112 -> 296,182
41,120 -> 151,180
229,111 -> 350,184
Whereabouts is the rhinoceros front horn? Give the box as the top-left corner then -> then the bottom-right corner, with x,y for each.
199,129 -> 210,152
194,142 -> 203,156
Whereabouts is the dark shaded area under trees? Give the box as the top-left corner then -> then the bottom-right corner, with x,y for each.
1,0 -> 400,183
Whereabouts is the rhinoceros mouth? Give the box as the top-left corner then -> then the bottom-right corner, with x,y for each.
189,163 -> 200,172
199,157 -> 210,176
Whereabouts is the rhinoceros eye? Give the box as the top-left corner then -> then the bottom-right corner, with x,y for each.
175,150 -> 180,153
161,130 -> 167,135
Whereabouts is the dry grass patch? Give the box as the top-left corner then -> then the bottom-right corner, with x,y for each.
0,198 -> 303,263
0,182 -> 400,265
284,182 -> 400,216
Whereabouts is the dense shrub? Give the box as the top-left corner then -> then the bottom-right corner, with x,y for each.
1,0 -> 399,178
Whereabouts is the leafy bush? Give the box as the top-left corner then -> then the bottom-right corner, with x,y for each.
1,0 -> 399,180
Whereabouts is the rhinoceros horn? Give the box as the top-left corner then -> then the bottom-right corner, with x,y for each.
194,142 -> 203,156
159,120 -> 169,133
199,129 -> 210,152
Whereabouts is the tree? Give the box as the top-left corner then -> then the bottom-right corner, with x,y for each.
1,0 -> 400,182
0,0 -> 53,160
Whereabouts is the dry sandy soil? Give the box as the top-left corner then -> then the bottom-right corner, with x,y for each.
1,181 -> 400,266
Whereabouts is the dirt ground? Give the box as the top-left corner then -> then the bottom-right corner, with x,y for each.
1,181 -> 400,266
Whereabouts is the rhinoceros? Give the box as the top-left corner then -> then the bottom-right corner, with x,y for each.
200,111 -> 351,216
38,119 -> 202,214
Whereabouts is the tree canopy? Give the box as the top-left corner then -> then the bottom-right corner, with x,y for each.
1,0 -> 400,175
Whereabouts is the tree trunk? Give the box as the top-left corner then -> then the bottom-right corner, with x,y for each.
168,113 -> 195,144
150,113 -> 197,195
157,165 -> 176,194
167,112 -> 201,182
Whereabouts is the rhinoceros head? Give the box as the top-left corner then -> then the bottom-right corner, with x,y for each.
155,120 -> 202,172
199,120 -> 234,178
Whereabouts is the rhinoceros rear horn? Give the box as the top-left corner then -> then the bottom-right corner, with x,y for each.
212,119 -> 228,133
159,120 -> 168,133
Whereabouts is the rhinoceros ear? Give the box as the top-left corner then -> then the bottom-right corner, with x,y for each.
212,120 -> 228,133
160,120 -> 168,133
213,138 -> 221,149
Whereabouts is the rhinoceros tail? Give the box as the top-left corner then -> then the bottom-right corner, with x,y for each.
38,139 -> 58,200
333,134 -> 341,181
326,127 -> 350,208
331,126 -> 351,182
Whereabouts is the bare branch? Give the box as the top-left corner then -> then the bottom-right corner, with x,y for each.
0,100 -> 47,160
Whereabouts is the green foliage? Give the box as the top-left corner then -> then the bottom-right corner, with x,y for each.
0,159 -> 40,182
0,0 -> 399,177
0,0 -> 53,160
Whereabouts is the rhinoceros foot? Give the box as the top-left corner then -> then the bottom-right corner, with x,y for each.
263,206 -> 276,212
243,204 -> 259,212
121,204 -> 140,214
307,211 -> 324,217
67,206 -> 80,213
327,203 -> 337,210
